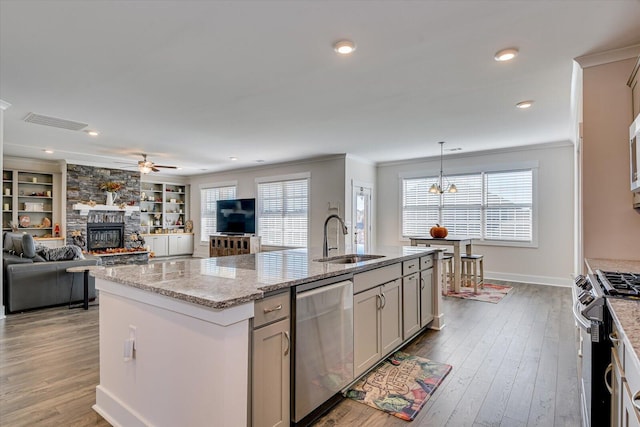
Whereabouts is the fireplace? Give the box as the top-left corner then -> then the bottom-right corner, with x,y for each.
87,223 -> 125,252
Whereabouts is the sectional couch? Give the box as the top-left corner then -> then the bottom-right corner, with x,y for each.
2,232 -> 98,313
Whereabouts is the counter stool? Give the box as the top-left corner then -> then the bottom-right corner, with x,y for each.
461,254 -> 484,294
441,253 -> 454,294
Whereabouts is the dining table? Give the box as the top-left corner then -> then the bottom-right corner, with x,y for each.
409,236 -> 474,293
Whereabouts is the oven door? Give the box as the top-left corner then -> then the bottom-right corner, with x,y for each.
572,287 -> 612,427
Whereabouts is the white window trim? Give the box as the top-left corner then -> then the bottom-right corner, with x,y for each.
255,172 -> 311,249
398,164 -> 539,248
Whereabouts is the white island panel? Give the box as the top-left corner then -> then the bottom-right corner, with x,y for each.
93,279 -> 252,427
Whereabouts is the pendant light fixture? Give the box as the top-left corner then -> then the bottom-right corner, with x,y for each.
429,141 -> 457,194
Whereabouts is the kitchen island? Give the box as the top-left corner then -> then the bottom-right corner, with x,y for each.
91,246 -> 443,427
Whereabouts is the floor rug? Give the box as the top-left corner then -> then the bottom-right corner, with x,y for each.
345,351 -> 452,421
444,283 -> 512,303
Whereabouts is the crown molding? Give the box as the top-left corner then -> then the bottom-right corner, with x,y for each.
575,44 -> 640,68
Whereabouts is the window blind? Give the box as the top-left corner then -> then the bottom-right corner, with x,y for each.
257,178 -> 309,247
402,168 -> 533,243
484,170 -> 533,241
200,186 -> 236,242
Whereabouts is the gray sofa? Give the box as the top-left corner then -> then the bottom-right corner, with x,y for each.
2,232 -> 98,313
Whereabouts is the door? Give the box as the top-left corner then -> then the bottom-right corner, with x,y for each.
352,184 -> 372,253
354,287 -> 381,377
380,279 -> 403,355
420,268 -> 434,327
402,273 -> 421,339
253,318 -> 290,427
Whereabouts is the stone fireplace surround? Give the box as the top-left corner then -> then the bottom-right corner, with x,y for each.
66,164 -> 142,251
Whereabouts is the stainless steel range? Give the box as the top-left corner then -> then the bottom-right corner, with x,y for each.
573,270 -> 640,427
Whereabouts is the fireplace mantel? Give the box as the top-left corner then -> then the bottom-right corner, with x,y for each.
72,203 -> 140,217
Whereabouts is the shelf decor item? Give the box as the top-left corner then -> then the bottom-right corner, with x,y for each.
99,181 -> 123,206
19,215 -> 30,228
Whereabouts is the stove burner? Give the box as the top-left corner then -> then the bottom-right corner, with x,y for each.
598,270 -> 640,297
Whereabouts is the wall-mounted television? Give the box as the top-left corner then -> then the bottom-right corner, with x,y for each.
216,198 -> 256,235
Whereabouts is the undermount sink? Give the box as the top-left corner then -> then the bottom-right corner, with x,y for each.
314,254 -> 386,264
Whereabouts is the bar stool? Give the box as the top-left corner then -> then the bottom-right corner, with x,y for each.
461,254 -> 484,294
441,253 -> 454,294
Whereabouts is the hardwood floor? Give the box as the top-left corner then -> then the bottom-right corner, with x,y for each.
314,282 -> 581,427
0,282 -> 580,427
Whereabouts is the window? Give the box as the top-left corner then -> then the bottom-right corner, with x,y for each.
257,177 -> 309,247
200,185 -> 236,242
402,169 -> 533,243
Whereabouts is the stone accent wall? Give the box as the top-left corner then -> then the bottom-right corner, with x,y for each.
66,164 -> 142,250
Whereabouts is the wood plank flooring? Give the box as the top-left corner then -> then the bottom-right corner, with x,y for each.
0,282 -> 581,427
314,282 -> 581,427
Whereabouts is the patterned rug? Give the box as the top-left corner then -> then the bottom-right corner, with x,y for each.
345,351 -> 452,421
444,283 -> 512,303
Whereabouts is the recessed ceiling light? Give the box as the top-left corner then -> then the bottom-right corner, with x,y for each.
447,148 -> 463,152
229,156 -> 238,161
516,100 -> 534,109
255,160 -> 265,163
333,40 -> 356,55
84,130 -> 99,136
494,48 -> 519,62
43,149 -> 54,154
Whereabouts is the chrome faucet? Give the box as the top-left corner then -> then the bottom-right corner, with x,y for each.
323,214 -> 348,258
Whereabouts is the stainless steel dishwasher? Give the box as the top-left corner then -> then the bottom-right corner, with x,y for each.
293,276 -> 354,425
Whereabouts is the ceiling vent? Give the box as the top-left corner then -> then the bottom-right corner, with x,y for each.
23,112 -> 88,131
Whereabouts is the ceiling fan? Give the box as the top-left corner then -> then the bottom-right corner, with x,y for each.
137,154 -> 178,174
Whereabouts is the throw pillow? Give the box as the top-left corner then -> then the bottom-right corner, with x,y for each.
39,245 -> 85,261
21,234 -> 36,258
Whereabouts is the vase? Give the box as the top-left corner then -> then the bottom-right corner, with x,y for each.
106,191 -> 117,206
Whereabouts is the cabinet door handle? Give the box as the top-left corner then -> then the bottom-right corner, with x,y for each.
283,331 -> 290,356
609,331 -> 620,347
263,304 -> 282,314
633,390 -> 640,413
376,294 -> 382,310
380,293 -> 386,309
604,363 -> 613,394
420,277 -> 425,290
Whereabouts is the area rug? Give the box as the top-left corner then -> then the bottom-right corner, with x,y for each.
345,351 -> 452,421
444,283 -> 512,303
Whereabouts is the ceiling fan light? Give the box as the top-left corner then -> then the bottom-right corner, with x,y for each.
139,164 -> 152,174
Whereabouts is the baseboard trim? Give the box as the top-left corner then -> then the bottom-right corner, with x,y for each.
94,385 -> 151,427
486,271 -> 573,287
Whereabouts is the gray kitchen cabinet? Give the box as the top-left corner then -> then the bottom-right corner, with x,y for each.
354,286 -> 382,377
380,279 -> 403,355
252,293 -> 290,427
353,278 -> 402,377
420,267 -> 434,327
402,271 -> 421,339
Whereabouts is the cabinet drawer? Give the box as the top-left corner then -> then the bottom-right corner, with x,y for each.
420,256 -> 433,270
354,263 -> 402,294
402,259 -> 419,275
625,343 -> 640,394
254,292 -> 290,328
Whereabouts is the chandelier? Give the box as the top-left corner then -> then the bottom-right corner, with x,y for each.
429,141 -> 457,194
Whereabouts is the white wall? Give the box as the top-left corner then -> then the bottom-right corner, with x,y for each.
188,155 -> 346,258
376,142 -> 575,286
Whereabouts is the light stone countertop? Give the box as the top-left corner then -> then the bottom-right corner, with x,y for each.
91,246 -> 439,309
586,258 -> 640,369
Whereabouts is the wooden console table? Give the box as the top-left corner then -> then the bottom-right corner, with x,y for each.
209,235 -> 261,257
